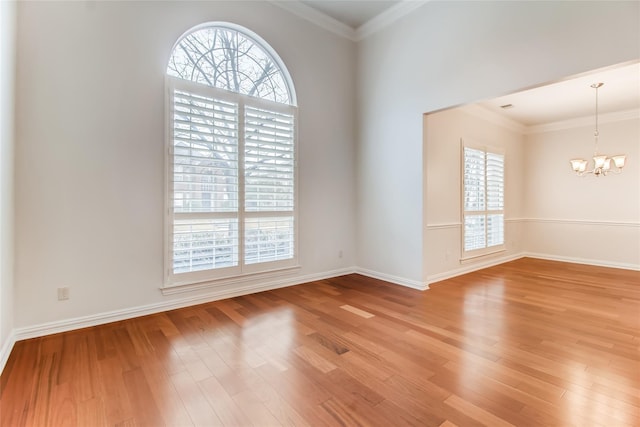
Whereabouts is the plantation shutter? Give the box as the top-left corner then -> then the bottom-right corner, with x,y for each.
171,88 -> 240,274
486,152 -> 504,247
167,79 -> 297,283
244,106 -> 295,264
463,147 -> 486,251
463,146 -> 504,253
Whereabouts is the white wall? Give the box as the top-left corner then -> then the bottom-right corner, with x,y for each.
424,107 -> 525,283
357,1 -> 640,284
0,0 -> 16,368
524,116 -> 640,268
8,0 -> 640,343
423,106 -> 640,281
14,1 -> 357,329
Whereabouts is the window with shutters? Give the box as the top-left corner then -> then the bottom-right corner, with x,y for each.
165,23 -> 297,286
462,142 -> 505,258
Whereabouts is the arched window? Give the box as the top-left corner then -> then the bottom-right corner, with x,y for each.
165,23 -> 297,286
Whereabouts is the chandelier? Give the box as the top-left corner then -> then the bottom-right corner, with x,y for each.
569,83 -> 626,176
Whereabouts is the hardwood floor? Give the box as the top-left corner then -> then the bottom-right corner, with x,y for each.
1,258 -> 639,426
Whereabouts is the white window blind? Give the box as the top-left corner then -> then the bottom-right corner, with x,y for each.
171,89 -> 240,274
244,107 -> 295,212
463,146 -> 504,254
244,107 -> 295,265
172,90 -> 239,215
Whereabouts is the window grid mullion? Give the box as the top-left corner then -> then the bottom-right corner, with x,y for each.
238,101 -> 246,270
484,152 -> 489,246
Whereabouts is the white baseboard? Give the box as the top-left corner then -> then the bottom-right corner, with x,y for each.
3,253 -> 636,376
426,252 -> 639,286
10,267 -> 356,344
426,253 -> 525,285
523,252 -> 640,271
355,267 -> 428,290
0,330 -> 16,376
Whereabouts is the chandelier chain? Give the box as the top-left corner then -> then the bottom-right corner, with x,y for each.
593,83 -> 599,156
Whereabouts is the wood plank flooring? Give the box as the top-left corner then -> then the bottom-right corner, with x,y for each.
1,258 -> 639,426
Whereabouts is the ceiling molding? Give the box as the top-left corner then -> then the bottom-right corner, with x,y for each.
356,0 -> 429,41
459,104 -> 527,134
270,1 -> 358,41
271,0 -> 429,42
455,105 -> 639,135
526,109 -> 640,135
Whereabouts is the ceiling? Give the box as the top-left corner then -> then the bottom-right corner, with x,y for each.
478,62 -> 640,127
294,1 -> 639,127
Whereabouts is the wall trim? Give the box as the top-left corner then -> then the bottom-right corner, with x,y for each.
457,105 -> 638,136
4,250 -> 637,375
6,250 -> 636,341
527,108 -> 639,134
505,218 -> 527,223
459,104 -> 526,134
355,267 -> 428,291
524,218 -> 640,228
426,222 -> 460,230
426,218 -> 526,230
0,329 -> 16,376
271,0 -> 430,42
10,267 -> 356,343
161,265 -> 303,295
427,253 -> 525,285
523,252 -> 640,271
427,251 -> 639,285
270,1 -> 357,41
356,0 -> 429,41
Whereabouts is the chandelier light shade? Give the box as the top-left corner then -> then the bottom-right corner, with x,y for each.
570,83 -> 626,177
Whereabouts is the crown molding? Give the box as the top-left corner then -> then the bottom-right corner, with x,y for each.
443,105 -> 638,136
355,0 -> 429,41
270,0 -> 429,42
526,108 -> 640,134
270,1 -> 358,41
459,104 -> 527,134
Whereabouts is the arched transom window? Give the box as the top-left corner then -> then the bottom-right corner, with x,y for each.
167,25 -> 294,105
165,23 -> 298,287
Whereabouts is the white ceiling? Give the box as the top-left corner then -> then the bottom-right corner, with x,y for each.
479,62 -> 640,127
292,1 -> 639,127
300,0 -> 400,29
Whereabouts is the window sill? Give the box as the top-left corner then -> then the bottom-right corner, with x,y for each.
161,264 -> 301,296
460,247 -> 506,264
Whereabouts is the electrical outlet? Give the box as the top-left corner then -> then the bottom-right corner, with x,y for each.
338,250 -> 343,259
57,287 -> 70,301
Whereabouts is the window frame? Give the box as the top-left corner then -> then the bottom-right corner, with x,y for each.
460,139 -> 506,261
167,22 -> 297,106
163,24 -> 298,289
